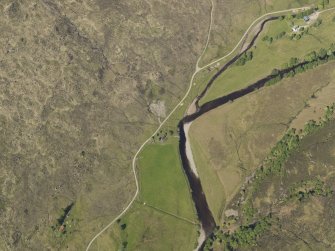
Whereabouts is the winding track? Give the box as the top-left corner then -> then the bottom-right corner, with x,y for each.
85,3 -> 328,250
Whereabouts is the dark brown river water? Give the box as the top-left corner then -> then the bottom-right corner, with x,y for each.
178,16 -> 279,239
176,14 -> 318,245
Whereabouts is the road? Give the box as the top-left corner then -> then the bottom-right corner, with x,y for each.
85,3 -> 327,250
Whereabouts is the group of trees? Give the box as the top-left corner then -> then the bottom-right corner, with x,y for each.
287,179 -> 333,202
236,51 -> 253,66
262,31 -> 286,44
254,129 -> 300,182
295,8 -> 315,19
117,218 -> 128,250
319,0 -> 330,9
266,44 -> 335,87
203,216 -> 272,251
151,129 -> 174,142
262,35 -> 274,44
303,102 -> 335,134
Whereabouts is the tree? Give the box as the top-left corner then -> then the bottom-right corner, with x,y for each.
289,57 -> 299,67
330,43 -> 335,54
305,51 -> 317,62
318,48 -> 327,58
271,69 -> 279,76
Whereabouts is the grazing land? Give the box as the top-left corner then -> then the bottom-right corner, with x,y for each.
190,61 -> 335,222
91,137 -> 198,251
200,0 -> 334,66
201,8 -> 335,104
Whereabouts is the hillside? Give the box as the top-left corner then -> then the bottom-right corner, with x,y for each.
0,0 -> 210,249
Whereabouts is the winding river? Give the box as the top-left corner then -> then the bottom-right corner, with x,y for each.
177,15 -> 319,248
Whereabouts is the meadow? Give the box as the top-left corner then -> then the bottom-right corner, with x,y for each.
92,137 -> 199,250
201,9 -> 335,104
200,0 -> 334,66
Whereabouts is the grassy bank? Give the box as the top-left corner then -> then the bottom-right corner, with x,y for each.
201,9 -> 335,104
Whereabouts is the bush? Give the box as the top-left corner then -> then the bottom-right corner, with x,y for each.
275,31 -> 286,40
316,19 -> 322,26
262,35 -> 273,44
236,51 -> 253,66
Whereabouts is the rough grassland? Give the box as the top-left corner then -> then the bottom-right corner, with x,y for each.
248,121 -> 335,250
189,62 -> 335,221
0,0 -> 210,249
201,10 -> 335,104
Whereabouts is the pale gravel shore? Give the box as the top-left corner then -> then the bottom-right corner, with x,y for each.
184,122 -> 199,177
194,226 -> 206,251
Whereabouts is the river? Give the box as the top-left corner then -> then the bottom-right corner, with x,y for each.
176,15 -> 310,249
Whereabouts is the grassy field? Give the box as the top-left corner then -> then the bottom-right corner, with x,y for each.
91,203 -> 198,251
201,9 -> 335,104
189,62 -> 335,221
138,137 -> 197,220
200,0 -> 333,66
92,137 -> 199,250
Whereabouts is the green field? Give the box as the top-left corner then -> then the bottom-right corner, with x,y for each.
201,9 -> 335,104
138,138 -> 197,220
92,203 -> 198,251
93,137 -> 198,250
199,0 -> 329,66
